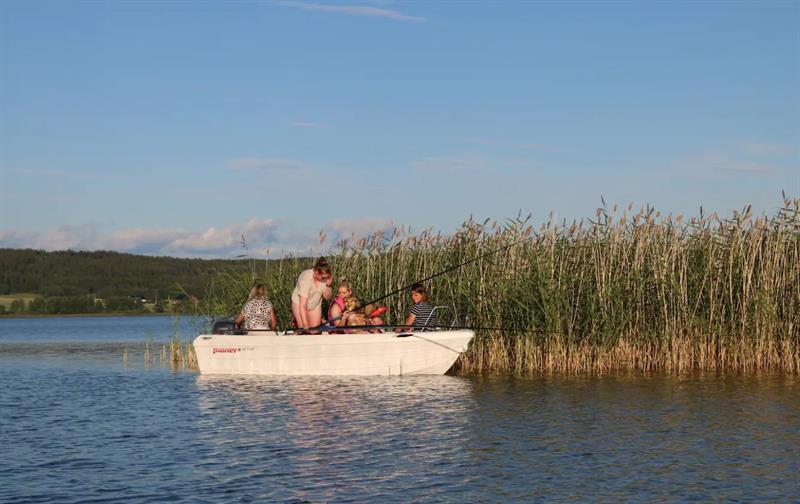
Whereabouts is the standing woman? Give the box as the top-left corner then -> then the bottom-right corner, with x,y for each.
291,257 -> 333,331
235,283 -> 277,331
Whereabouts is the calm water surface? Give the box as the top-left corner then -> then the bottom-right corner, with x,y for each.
1,316 -> 798,503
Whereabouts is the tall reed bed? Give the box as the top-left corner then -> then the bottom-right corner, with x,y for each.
202,198 -> 800,374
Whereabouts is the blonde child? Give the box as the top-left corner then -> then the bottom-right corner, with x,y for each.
235,283 -> 277,331
327,281 -> 352,327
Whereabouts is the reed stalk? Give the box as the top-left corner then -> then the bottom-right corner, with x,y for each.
201,198 -> 800,374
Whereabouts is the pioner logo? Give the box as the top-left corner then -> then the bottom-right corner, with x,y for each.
212,347 -> 239,354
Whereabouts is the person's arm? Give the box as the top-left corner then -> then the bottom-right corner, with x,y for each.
235,310 -> 245,328
329,304 -> 344,326
322,277 -> 333,301
400,313 -> 416,331
270,309 -> 277,330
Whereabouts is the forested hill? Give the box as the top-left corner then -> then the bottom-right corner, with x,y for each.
0,248 -> 247,299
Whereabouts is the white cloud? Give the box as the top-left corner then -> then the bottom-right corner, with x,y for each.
0,167 -> 105,179
0,229 -> 30,248
678,154 -> 777,175
0,219 -> 281,258
272,1 -> 426,22
412,156 -> 488,173
0,217 -> 400,258
228,158 -> 312,173
713,164 -> 774,174
0,224 -> 99,250
516,143 -> 567,153
466,138 -> 568,152
292,121 -> 327,129
739,142 -> 798,157
166,219 -> 279,255
103,228 -> 192,251
327,217 -> 394,240
467,138 -> 497,145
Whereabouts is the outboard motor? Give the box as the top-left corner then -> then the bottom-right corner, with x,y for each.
212,319 -> 237,335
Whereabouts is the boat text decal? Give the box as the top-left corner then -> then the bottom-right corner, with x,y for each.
212,347 -> 255,354
213,347 -> 239,354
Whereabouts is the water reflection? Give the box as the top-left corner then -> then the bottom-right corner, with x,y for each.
185,374 -> 800,501
193,376 -> 477,501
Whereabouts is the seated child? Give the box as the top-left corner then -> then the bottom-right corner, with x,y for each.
402,283 -> 437,331
327,282 -> 352,327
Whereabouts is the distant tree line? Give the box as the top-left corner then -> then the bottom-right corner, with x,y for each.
0,248 -> 251,299
0,248 -> 267,315
0,295 -> 154,314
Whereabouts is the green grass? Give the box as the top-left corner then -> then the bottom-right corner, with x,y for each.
0,293 -> 40,308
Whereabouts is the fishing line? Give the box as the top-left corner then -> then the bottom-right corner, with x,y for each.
315,231 -> 536,329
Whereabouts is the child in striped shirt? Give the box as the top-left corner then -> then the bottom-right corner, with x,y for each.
402,283 -> 436,331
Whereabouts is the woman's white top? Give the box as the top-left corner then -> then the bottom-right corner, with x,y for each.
291,269 -> 326,310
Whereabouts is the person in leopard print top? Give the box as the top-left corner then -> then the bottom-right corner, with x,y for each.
235,283 -> 277,331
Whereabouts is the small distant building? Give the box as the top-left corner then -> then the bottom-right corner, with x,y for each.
172,293 -> 189,304
169,293 -> 198,306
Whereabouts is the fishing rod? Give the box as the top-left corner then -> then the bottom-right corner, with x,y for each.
239,324 -> 535,333
313,231 -> 536,330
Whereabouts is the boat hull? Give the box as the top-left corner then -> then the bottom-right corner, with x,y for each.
192,330 -> 474,376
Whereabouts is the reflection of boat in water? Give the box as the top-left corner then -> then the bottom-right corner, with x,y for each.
193,329 -> 474,376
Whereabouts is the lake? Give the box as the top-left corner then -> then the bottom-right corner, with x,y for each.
1,316 -> 798,502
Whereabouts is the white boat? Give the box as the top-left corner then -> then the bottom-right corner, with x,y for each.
192,329 -> 474,376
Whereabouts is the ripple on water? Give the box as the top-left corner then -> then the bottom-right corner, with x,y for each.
1,343 -> 799,502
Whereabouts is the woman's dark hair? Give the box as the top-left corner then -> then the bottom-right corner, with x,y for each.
313,257 -> 331,275
410,283 -> 428,301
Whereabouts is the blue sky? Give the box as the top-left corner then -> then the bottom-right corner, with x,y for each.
1,0 -> 798,257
